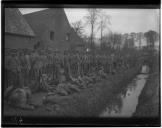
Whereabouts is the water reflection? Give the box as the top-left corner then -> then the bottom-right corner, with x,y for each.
100,65 -> 149,117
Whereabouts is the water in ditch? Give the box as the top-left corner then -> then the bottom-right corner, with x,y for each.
100,65 -> 149,117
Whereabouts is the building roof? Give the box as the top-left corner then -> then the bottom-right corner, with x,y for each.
5,8 -> 35,37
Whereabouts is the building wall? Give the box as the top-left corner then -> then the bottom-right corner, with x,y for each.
5,34 -> 36,49
24,9 -> 83,51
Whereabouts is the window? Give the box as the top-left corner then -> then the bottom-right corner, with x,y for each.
50,31 -> 54,41
66,33 -> 70,41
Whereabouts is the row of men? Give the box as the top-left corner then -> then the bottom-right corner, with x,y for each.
4,50 -> 138,89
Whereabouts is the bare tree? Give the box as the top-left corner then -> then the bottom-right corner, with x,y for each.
71,20 -> 84,38
144,30 -> 159,50
84,9 -> 101,50
108,33 -> 122,50
97,11 -> 111,47
138,32 -> 143,49
125,37 -> 134,49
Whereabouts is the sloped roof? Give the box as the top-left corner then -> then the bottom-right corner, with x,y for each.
5,8 -> 35,37
24,8 -> 52,17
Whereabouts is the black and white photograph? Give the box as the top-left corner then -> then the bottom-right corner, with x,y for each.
2,5 -> 160,126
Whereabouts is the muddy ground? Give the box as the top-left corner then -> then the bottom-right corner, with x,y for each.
4,66 -> 141,117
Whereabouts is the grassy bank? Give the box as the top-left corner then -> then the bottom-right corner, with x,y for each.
4,66 -> 141,117
133,54 -> 160,117
133,71 -> 160,117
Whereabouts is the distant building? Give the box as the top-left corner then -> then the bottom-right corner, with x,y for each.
5,8 -> 36,49
24,8 -> 84,51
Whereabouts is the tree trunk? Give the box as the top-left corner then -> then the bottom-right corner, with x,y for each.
139,34 -> 142,49
100,21 -> 103,49
91,24 -> 94,50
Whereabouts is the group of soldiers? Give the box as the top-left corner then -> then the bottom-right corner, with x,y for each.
5,49 -> 138,91
4,49 -> 140,110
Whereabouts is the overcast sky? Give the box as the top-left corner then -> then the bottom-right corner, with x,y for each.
19,8 -> 160,38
